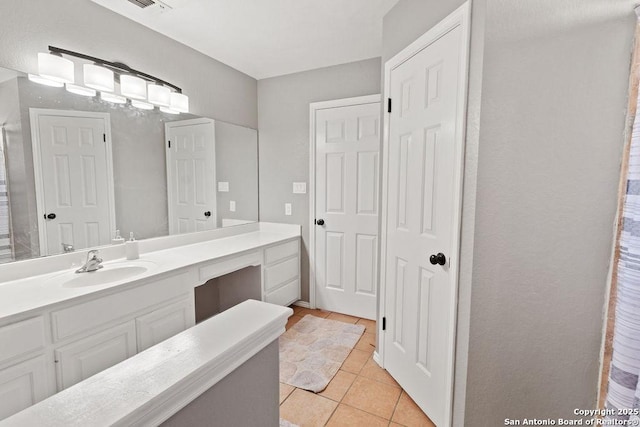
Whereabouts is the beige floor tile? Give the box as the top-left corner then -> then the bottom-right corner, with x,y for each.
280,382 -> 295,404
325,404 -> 389,427
342,376 -> 401,419
355,318 -> 377,334
341,349 -> 369,374
318,370 -> 357,402
389,423 -> 404,427
354,332 -> 376,353
291,305 -> 307,315
326,312 -> 359,324
286,314 -> 304,330
298,307 -> 332,318
359,356 -> 400,387
280,389 -> 338,427
391,391 -> 436,427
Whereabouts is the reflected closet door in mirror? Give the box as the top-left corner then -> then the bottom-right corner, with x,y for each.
165,118 -> 217,234
30,109 -> 115,256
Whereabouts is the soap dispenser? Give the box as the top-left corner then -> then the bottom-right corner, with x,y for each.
125,232 -> 139,260
112,229 -> 125,245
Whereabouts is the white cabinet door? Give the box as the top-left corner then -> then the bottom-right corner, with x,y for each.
0,356 -> 49,420
54,321 -> 136,391
136,298 -> 194,352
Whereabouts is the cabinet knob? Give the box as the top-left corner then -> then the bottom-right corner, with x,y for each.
316,219 -> 325,226
204,211 -> 211,217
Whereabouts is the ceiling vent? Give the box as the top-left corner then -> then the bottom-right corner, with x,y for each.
126,0 -> 156,8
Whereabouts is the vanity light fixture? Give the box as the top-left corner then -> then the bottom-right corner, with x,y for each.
148,84 -> 171,107
100,92 -> 127,104
33,46 -> 190,113
83,64 -> 114,93
27,73 -> 64,88
131,99 -> 154,110
37,52 -> 74,84
120,75 -> 147,100
65,83 -> 96,97
170,92 -> 189,113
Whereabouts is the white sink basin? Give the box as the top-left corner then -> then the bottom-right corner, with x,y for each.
48,260 -> 157,288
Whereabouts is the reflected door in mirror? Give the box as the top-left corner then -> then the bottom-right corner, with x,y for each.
32,110 -> 115,255
165,119 -> 217,234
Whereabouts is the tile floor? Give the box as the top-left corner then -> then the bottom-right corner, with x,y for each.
280,306 -> 436,427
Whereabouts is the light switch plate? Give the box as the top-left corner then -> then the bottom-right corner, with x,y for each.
293,182 -> 307,194
230,201 -> 236,212
218,182 -> 229,192
285,203 -> 292,216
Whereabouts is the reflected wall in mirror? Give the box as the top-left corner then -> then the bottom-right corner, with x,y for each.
0,66 -> 258,263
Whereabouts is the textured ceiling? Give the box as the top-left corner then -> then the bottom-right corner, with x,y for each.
90,0 -> 398,79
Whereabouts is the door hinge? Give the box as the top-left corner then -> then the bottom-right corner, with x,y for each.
103,133 -> 106,143
382,317 -> 386,331
387,98 -> 392,113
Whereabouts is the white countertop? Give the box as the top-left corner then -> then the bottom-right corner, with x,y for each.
0,299 -> 293,426
0,223 -> 300,322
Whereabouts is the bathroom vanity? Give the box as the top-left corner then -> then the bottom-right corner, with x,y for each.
0,222 -> 300,421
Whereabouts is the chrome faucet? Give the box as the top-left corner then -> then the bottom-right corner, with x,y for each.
76,250 -> 103,273
61,242 -> 74,253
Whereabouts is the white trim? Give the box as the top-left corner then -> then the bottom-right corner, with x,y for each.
378,3 -> 471,426
29,108 -> 116,256
292,300 -> 310,309
373,351 -> 381,366
308,94 -> 381,310
165,118 -> 217,235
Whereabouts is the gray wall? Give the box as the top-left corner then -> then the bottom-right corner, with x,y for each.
161,341 -> 279,427
215,123 -> 259,226
0,0 -> 257,129
257,58 -> 382,302
384,0 -> 635,425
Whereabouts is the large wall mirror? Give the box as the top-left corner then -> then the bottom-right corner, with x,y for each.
0,66 -> 259,263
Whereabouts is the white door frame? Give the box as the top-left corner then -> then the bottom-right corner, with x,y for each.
30,108 -> 116,256
378,2 -> 470,424
165,117 -> 217,235
308,94 -> 381,310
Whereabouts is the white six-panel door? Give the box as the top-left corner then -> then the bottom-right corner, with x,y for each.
381,4 -> 469,426
31,110 -> 115,256
165,119 -> 217,234
312,96 -> 380,320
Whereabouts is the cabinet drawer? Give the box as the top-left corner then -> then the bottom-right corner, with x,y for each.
264,240 -> 298,266
0,317 -> 46,365
264,257 -> 299,293
51,271 -> 192,342
136,297 -> 194,352
199,251 -> 261,282
265,279 -> 299,306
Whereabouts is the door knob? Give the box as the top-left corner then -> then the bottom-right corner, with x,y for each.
45,213 -> 56,220
316,219 -> 325,226
204,211 -> 211,217
429,253 -> 446,266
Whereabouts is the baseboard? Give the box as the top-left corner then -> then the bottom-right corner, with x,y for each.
293,300 -> 310,309
373,351 -> 381,367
